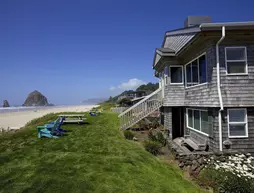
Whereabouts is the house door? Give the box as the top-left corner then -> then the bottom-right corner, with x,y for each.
172,107 -> 184,139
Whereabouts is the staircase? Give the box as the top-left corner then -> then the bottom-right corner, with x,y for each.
118,88 -> 163,130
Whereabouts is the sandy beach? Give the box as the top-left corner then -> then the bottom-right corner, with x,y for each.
0,105 -> 98,131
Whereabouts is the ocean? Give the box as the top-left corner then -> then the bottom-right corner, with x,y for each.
0,106 -> 57,114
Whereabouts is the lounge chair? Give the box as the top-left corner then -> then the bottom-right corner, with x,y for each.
89,112 -> 97,116
46,117 -> 67,133
37,117 -> 65,138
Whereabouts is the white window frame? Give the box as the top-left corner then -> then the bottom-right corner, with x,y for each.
227,108 -> 248,138
186,108 -> 209,136
225,47 -> 248,75
184,53 -> 207,88
169,65 -> 184,85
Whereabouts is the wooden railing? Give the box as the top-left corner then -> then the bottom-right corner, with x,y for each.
118,88 -> 163,130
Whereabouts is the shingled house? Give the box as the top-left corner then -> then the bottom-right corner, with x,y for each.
119,16 -> 254,154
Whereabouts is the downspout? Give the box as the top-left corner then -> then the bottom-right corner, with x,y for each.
216,26 -> 225,151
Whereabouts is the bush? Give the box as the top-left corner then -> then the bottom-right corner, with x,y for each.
124,130 -> 135,140
156,132 -> 167,146
148,131 -> 157,141
144,140 -> 161,155
198,167 -> 254,193
148,131 -> 166,146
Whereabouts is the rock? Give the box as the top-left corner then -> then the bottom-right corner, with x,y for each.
246,153 -> 251,157
189,154 -> 195,160
3,100 -> 10,107
219,156 -> 226,162
191,160 -> 199,171
23,90 -> 51,106
179,162 -> 185,168
198,157 -> 204,164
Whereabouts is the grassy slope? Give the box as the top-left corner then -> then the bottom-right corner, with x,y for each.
0,112 -> 204,193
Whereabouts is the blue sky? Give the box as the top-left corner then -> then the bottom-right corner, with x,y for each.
0,0 -> 253,105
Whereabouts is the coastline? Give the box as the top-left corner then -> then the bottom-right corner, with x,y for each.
0,104 -> 98,131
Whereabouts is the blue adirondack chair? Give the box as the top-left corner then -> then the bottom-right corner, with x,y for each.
46,117 -> 67,133
89,112 -> 97,116
37,126 -> 59,138
37,117 -> 65,138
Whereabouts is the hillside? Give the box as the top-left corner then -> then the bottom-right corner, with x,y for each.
108,82 -> 159,102
0,111 -> 204,192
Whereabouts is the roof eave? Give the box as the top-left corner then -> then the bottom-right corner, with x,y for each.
165,26 -> 200,36
200,22 -> 254,30
153,49 -> 175,69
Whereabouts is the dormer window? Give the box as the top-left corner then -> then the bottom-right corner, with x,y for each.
225,47 -> 248,74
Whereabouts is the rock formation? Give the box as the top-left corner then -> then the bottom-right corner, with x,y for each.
3,100 -> 10,107
23,90 -> 50,106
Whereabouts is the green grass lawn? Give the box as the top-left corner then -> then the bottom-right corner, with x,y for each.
0,112 -> 205,193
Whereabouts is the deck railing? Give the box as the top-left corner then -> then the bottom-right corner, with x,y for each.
111,107 -> 128,113
118,88 -> 163,130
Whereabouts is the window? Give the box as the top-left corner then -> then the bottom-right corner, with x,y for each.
187,108 -> 209,135
185,54 -> 207,87
225,47 -> 248,74
199,55 -> 207,83
170,66 -> 183,84
228,109 -> 248,138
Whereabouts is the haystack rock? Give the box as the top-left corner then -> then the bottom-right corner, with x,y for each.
3,100 -> 10,107
23,90 -> 50,106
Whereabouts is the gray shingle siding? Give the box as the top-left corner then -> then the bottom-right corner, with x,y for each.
163,106 -> 254,153
163,85 -> 185,106
163,43 -> 254,107
218,44 -> 254,107
163,107 -> 172,138
220,108 -> 254,154
160,30 -> 254,154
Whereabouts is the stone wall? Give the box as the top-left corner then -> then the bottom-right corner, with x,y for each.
168,139 -> 238,173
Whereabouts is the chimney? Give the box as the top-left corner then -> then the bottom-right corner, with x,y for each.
184,16 -> 212,27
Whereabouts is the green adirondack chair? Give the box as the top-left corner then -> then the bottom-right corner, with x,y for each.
37,117 -> 64,138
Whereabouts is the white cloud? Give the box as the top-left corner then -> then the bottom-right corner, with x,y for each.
118,78 -> 146,90
109,78 -> 147,91
109,86 -> 116,91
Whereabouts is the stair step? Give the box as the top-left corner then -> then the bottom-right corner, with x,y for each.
183,138 -> 206,151
173,137 -> 192,153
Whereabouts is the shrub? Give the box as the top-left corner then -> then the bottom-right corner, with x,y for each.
156,132 -> 167,146
124,130 -> 135,140
148,131 -> 166,146
198,167 -> 254,193
148,131 -> 157,141
144,140 -> 161,155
